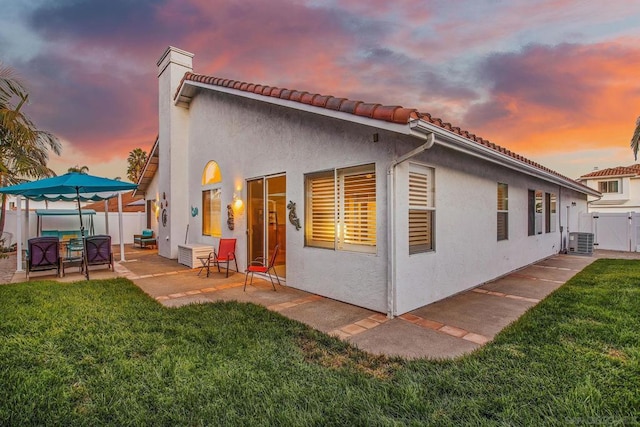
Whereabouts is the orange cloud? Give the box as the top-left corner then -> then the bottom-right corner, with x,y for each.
463,41 -> 640,160
11,0 -> 640,180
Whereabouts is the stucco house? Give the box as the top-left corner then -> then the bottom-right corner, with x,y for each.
578,164 -> 640,213
136,46 -> 599,316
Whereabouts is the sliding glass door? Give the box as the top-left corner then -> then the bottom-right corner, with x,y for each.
247,175 -> 286,278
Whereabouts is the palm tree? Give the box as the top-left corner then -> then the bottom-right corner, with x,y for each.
631,116 -> 640,161
0,63 -> 61,237
127,148 -> 147,183
68,165 -> 89,174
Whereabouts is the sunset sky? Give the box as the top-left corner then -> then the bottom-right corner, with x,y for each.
1,0 -> 639,181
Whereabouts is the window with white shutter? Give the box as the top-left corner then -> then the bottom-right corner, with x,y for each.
497,183 -> 508,241
305,164 -> 376,253
202,161 -> 222,237
408,163 -> 435,254
202,189 -> 221,237
305,170 -> 335,249
549,193 -> 557,233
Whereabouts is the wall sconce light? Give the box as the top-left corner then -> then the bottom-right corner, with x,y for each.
372,133 -> 379,143
233,193 -> 243,210
571,202 -> 577,206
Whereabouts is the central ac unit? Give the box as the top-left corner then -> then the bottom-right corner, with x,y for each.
568,232 -> 594,255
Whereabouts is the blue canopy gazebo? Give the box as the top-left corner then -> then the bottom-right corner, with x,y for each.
0,172 -> 137,279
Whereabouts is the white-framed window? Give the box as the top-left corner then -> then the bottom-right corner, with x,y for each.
305,163 -> 376,253
528,189 -> 545,235
598,180 -> 619,193
408,163 -> 435,254
202,189 -> 221,237
545,193 -> 557,233
202,161 -> 222,237
535,190 -> 543,235
497,183 -> 508,241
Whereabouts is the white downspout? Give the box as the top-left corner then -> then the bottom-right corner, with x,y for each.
16,196 -> 23,272
387,128 -> 435,318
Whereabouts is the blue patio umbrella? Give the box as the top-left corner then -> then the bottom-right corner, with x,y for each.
0,172 -> 137,279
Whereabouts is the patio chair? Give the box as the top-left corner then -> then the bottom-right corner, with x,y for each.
133,229 -> 156,249
84,235 -> 114,272
244,244 -> 281,291
26,236 -> 61,279
204,238 -> 238,278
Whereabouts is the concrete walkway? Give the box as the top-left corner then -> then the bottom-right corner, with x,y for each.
2,247 -> 638,359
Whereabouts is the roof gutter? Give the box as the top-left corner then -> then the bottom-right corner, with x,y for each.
410,120 -> 601,198
387,128 -> 435,318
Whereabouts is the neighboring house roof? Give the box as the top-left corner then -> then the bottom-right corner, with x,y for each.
172,72 -> 599,197
579,164 -> 640,180
82,190 -> 144,212
134,136 -> 159,196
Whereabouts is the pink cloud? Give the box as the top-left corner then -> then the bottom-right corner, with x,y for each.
463,40 -> 640,157
8,0 -> 640,179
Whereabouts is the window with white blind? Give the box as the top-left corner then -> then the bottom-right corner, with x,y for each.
497,183 -> 508,241
535,190 -> 543,235
549,193 -> 557,233
408,164 -> 435,254
202,188 -> 221,237
305,164 -> 376,253
202,161 -> 222,237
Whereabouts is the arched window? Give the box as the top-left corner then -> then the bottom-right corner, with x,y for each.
202,161 -> 222,237
202,161 -> 222,186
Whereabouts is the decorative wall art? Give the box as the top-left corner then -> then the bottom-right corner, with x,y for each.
227,204 -> 234,230
287,200 -> 301,231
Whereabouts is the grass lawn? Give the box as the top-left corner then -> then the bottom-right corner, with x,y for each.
0,259 -> 638,425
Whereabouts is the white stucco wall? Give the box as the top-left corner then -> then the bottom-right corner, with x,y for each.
157,47 -> 193,258
185,91 -> 393,312
142,170 -> 160,235
166,86 -> 591,314
392,147 -> 588,314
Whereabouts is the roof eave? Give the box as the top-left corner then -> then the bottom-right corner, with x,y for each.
176,79 -> 414,134
134,136 -> 159,197
175,77 -> 599,198
410,120 -> 601,197
579,173 -> 636,180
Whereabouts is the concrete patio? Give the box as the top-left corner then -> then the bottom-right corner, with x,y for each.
2,246 -> 637,359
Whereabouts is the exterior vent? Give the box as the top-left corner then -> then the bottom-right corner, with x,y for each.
568,232 -> 594,255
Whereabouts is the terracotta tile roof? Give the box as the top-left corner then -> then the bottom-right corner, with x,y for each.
175,72 -> 593,193
177,72 -> 418,124
579,164 -> 640,179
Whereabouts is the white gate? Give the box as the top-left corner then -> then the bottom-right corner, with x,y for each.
579,212 -> 640,252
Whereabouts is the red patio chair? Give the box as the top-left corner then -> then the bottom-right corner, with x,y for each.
205,238 -> 238,278
244,244 -> 281,291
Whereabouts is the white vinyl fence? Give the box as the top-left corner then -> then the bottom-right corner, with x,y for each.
2,209 -> 147,248
579,212 -> 640,252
